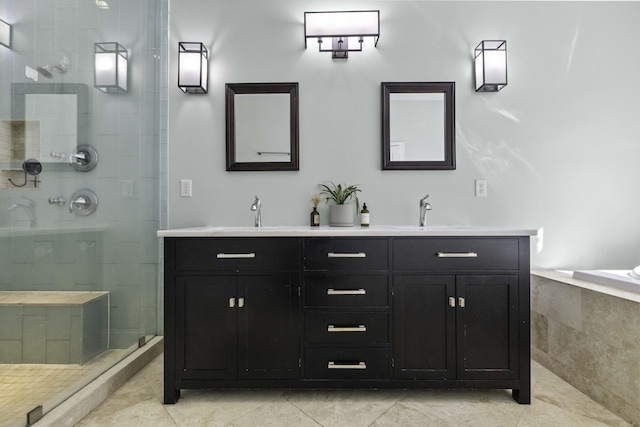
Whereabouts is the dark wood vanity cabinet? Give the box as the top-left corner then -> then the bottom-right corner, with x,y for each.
164,234 -> 530,404
392,237 -> 530,403
303,238 -> 391,380
175,274 -> 299,381
164,238 -> 301,403
393,274 -> 519,381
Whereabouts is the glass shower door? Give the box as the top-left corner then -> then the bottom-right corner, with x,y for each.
0,1 -> 163,425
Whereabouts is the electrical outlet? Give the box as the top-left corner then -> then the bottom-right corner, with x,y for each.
475,179 -> 487,197
180,179 -> 192,197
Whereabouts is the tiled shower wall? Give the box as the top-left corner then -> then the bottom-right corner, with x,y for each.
0,0 -> 165,348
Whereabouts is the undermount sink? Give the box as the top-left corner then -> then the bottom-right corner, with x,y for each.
392,225 -> 473,230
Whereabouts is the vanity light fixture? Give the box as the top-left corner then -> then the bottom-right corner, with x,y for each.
304,10 -> 379,59
178,42 -> 208,94
474,40 -> 507,92
94,42 -> 128,93
0,18 -> 11,49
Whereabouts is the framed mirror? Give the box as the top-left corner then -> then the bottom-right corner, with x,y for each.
381,82 -> 455,170
11,83 -> 89,164
226,82 -> 299,171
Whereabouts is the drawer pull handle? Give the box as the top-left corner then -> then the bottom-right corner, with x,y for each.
216,253 -> 256,259
448,297 -> 456,308
327,288 -> 366,296
229,298 -> 235,308
436,252 -> 478,258
327,252 -> 366,258
328,361 -> 367,370
328,325 -> 367,333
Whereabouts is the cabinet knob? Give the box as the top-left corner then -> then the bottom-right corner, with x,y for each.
229,298 -> 235,308
458,297 -> 466,308
448,297 -> 456,308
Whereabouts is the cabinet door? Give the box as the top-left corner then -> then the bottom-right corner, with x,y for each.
176,276 -> 237,379
456,275 -> 519,380
238,274 -> 300,380
393,275 -> 456,380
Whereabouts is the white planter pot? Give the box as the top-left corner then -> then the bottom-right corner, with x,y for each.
329,204 -> 354,227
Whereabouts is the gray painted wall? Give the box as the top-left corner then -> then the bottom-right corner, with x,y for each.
168,0 -> 640,270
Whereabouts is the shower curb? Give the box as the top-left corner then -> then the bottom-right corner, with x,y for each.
33,336 -> 164,427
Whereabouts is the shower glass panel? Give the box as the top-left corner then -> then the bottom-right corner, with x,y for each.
0,1 -> 165,425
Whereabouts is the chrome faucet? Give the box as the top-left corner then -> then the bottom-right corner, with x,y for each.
250,195 -> 262,228
8,195 -> 37,228
419,194 -> 432,227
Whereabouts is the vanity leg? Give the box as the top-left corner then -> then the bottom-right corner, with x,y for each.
512,387 -> 531,404
164,387 -> 180,404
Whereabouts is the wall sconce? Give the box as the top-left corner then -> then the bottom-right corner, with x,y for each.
94,42 -> 128,93
0,18 -> 11,49
304,10 -> 379,59
178,42 -> 208,94
474,40 -> 507,92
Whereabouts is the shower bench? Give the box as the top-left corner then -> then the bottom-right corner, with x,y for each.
0,291 -> 109,364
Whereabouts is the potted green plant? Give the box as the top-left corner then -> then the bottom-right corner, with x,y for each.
318,181 -> 361,227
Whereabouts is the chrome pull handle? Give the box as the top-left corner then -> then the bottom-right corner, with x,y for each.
327,361 -> 367,370
327,252 -> 366,258
448,297 -> 456,308
229,298 -> 235,308
238,297 -> 245,308
458,297 -> 465,308
436,252 -> 478,258
328,325 -> 367,333
216,253 -> 256,259
327,288 -> 366,296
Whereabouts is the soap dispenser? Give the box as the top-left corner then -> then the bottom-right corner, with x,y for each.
360,203 -> 370,227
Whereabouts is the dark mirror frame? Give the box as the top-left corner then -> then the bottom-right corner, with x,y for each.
226,82 -> 299,171
381,81 -> 456,170
11,83 -> 89,162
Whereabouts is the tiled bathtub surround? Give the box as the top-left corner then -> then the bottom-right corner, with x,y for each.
531,270 -> 640,426
0,291 -> 109,364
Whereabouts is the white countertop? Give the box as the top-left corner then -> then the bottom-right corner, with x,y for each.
157,225 -> 538,238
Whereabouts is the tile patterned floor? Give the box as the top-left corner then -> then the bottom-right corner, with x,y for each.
0,349 -> 130,427
76,353 -> 632,426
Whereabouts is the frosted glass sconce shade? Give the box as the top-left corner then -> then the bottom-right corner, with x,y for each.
304,10 -> 379,59
178,42 -> 208,94
94,42 -> 128,93
0,18 -> 11,49
474,40 -> 507,92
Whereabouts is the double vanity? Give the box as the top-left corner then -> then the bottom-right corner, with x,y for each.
159,225 -> 536,404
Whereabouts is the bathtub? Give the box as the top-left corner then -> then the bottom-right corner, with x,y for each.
572,270 -> 640,294
531,270 -> 640,425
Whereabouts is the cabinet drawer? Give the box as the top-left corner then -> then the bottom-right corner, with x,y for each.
305,348 -> 389,379
304,238 -> 389,271
304,275 -> 388,307
173,238 -> 299,271
393,238 -> 519,271
305,311 -> 389,344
